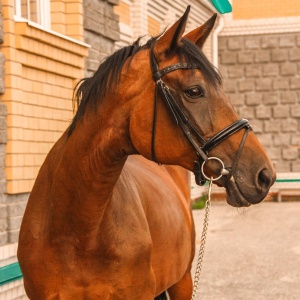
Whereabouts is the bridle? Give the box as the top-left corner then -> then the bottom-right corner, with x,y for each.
149,44 -> 252,185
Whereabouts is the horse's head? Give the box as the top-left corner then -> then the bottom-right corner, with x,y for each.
127,6 -> 276,207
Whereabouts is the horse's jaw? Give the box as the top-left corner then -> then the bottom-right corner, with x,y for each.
225,176 -> 252,207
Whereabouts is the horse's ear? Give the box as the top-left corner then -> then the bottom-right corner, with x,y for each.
155,6 -> 190,57
184,13 -> 217,49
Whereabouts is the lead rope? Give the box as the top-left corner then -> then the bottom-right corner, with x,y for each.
191,156 -> 227,300
191,177 -> 213,300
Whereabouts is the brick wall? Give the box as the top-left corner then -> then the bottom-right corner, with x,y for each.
83,0 -> 119,76
219,32 -> 300,172
0,0 -> 88,252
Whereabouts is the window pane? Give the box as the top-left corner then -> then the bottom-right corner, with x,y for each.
21,0 -> 28,19
30,0 -> 38,23
15,0 -> 50,29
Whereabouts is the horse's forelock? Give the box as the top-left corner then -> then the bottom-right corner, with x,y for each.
179,38 -> 222,87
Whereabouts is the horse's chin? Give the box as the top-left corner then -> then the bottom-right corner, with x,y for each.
225,178 -> 252,208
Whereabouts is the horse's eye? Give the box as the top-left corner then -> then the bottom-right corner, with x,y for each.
184,86 -> 205,99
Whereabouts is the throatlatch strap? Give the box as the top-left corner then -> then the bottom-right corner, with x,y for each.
151,82 -> 159,163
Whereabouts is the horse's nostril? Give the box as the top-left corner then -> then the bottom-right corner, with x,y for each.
258,168 -> 272,188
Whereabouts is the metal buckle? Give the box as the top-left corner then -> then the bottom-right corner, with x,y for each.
201,157 -> 228,182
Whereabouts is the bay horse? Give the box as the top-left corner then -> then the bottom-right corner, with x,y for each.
18,6 -> 276,300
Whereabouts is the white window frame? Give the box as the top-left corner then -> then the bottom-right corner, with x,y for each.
15,0 -> 51,30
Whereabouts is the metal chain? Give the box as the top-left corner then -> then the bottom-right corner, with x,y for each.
191,177 -> 213,300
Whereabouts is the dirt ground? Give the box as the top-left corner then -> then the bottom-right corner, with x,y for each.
192,201 -> 300,300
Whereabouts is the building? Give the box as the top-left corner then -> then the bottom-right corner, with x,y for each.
218,0 -> 300,198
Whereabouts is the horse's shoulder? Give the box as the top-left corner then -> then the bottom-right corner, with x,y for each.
116,155 -> 190,205
122,155 -> 189,189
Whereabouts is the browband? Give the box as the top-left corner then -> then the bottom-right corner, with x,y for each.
152,63 -> 201,82
150,45 -> 202,82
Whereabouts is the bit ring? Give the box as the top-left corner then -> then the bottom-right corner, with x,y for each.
201,157 -> 225,182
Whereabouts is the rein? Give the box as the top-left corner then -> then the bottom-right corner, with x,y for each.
149,44 -> 251,185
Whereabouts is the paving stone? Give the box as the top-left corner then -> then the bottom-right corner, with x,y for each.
282,147 -> 298,160
228,37 -> 244,50
281,119 -> 298,132
263,63 -> 279,77
245,92 -> 262,106
220,52 -> 237,65
264,120 -> 281,132
238,52 -> 254,64
245,65 -> 261,77
292,160 -> 300,171
279,36 -> 296,48
273,78 -> 289,90
219,31 -> 299,173
192,203 -> 300,299
272,105 -> 289,118
245,38 -> 260,49
254,50 -> 271,63
289,48 -> 300,61
273,133 -> 291,146
256,105 -> 272,119
261,36 -> 278,49
280,62 -> 297,76
262,92 -> 280,105
281,91 -> 297,104
290,77 -> 300,90
271,49 -> 288,62
256,78 -> 272,91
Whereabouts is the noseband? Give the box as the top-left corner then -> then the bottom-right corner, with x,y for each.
149,45 -> 252,185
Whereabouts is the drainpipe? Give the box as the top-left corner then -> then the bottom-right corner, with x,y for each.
212,15 -> 224,68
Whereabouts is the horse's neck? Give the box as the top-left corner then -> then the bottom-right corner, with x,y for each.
47,109 -> 132,242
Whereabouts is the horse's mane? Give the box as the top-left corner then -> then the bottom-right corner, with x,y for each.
68,36 -> 221,136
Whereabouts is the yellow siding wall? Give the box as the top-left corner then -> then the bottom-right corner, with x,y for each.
233,0 -> 300,19
51,0 -> 67,34
114,2 -> 130,25
148,16 -> 160,36
51,0 -> 84,41
1,0 -> 88,193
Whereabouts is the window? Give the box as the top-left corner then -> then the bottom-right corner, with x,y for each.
15,0 -> 51,29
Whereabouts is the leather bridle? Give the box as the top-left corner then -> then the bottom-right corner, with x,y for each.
149,44 -> 252,185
